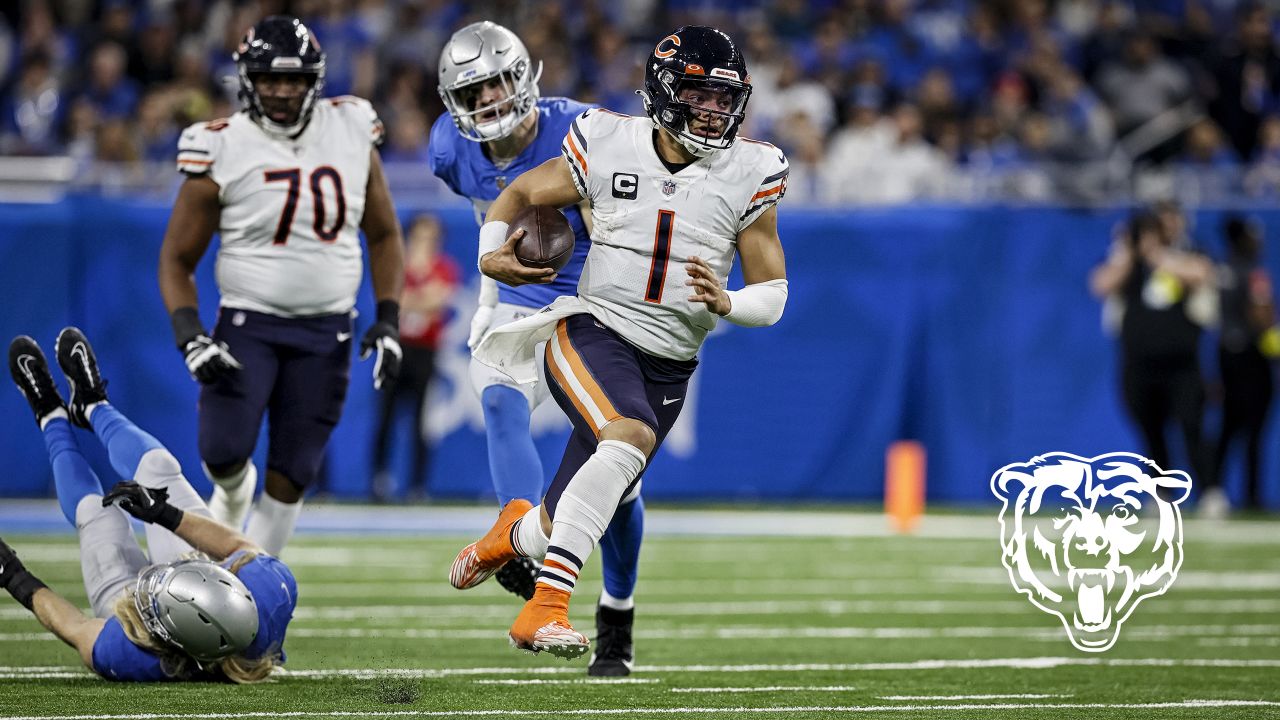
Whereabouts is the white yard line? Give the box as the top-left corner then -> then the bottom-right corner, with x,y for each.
469,679 -> 660,685
879,694 -> 1072,700
6,657 -> 1280,683
670,686 -> 859,693
2,700 -> 1279,720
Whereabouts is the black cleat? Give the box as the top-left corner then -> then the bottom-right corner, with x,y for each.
587,605 -> 634,677
54,327 -> 107,428
494,556 -> 540,601
8,336 -> 65,423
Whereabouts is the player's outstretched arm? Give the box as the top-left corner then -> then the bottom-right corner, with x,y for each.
2,538 -> 104,669
479,157 -> 583,286
158,175 -> 243,383
688,205 -> 788,326
104,482 -> 263,561
359,150 -> 406,389
32,588 -> 106,670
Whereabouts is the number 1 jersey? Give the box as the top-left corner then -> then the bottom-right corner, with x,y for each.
176,97 -> 385,317
561,109 -> 788,361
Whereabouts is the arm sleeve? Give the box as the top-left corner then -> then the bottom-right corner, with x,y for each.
738,147 -> 789,232
560,110 -> 593,201
724,278 -> 789,327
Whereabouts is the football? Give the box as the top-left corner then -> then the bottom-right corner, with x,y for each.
510,205 -> 575,271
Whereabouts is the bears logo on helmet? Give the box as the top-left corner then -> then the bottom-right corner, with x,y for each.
640,26 -> 752,158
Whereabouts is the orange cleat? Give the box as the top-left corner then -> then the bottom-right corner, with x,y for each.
449,499 -> 532,590
508,585 -> 589,659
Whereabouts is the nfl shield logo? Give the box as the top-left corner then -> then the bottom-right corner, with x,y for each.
662,179 -> 677,196
496,176 -> 508,190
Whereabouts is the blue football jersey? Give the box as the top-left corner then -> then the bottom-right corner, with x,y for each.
429,97 -> 593,308
90,554 -> 296,682
223,552 -> 297,662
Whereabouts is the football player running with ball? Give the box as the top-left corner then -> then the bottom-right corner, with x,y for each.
432,21 -> 645,676
157,16 -> 404,554
3,329 -> 296,682
453,25 -> 788,659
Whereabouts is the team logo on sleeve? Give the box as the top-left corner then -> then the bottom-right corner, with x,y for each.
990,452 -> 1191,652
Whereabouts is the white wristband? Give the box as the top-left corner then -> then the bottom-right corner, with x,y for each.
477,274 -> 499,308
478,221 -> 509,272
723,278 -> 789,327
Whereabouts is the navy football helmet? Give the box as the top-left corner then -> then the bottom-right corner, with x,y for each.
640,26 -> 752,157
234,16 -> 326,137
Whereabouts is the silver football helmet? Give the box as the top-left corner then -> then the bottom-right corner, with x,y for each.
135,560 -> 259,663
437,21 -> 542,142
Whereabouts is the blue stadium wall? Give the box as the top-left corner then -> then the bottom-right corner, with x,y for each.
2,197 -> 1278,508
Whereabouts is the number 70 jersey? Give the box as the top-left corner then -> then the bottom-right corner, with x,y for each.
561,109 -> 788,361
176,96 -> 384,317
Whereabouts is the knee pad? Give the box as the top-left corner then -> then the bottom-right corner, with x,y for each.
134,449 -> 183,484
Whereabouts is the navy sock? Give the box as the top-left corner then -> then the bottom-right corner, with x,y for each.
481,385 -> 543,505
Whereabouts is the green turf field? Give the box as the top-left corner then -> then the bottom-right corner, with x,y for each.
2,511 -> 1279,719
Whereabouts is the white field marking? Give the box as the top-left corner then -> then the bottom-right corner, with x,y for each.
295,577 -> 1026,599
879,694 -> 1072,700
940,567 -> 1280,591
285,597 -> 1280,623
1198,637 -> 1280,647
470,679 -> 661,685
671,686 -> 859,693
10,596 -> 1280,625
275,624 -> 1280,643
6,657 -> 1280,684
3,700 -> 1280,720
0,633 -> 54,641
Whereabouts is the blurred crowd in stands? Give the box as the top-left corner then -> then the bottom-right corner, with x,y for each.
1,0 -> 1279,204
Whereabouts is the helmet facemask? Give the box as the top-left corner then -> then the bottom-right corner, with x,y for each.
238,65 -> 325,138
645,71 -> 751,157
439,58 -> 543,142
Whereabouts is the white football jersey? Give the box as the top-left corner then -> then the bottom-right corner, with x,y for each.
561,109 -> 788,360
176,96 -> 385,317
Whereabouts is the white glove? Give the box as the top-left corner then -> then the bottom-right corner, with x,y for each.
183,335 -> 242,384
468,305 -> 495,350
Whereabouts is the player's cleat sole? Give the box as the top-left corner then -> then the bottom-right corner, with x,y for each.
509,621 -> 590,660
448,499 -> 533,590
495,556 -> 540,601
54,327 -> 107,428
8,336 -> 65,422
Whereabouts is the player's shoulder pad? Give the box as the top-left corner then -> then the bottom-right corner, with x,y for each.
176,119 -> 230,175
325,95 -> 385,146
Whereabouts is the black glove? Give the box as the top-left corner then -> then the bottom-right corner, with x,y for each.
103,482 -> 184,531
360,300 -> 402,391
0,537 -> 46,611
171,306 -> 241,384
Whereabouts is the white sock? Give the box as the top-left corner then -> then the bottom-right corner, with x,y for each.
245,493 -> 303,557
205,462 -> 257,531
513,503 -> 549,560
539,440 -> 647,594
599,588 -> 634,611
39,407 -> 69,430
84,401 -> 105,423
